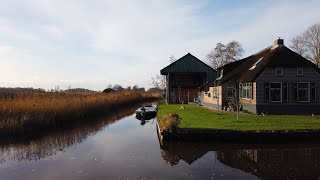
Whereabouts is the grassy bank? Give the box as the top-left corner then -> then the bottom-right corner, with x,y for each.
0,91 -> 160,136
157,103 -> 320,131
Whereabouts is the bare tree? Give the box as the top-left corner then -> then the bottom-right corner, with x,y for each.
169,55 -> 176,63
126,86 -> 131,91
132,85 -> 139,91
206,41 -> 244,69
113,84 -> 124,91
54,85 -> 60,92
150,75 -> 166,99
107,84 -> 112,88
290,22 -> 320,67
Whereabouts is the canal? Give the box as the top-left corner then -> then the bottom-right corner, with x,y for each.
0,104 -> 319,179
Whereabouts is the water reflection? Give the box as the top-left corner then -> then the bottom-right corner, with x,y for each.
1,103 -> 320,179
0,104 -> 141,164
135,113 -> 156,126
160,142 -> 320,179
217,147 -> 320,179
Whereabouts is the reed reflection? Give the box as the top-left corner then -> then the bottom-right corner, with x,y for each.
0,104 -> 142,164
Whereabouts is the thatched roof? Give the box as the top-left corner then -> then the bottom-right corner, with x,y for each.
215,44 -> 320,86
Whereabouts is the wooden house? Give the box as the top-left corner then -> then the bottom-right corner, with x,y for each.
202,38 -> 320,114
160,53 -> 216,104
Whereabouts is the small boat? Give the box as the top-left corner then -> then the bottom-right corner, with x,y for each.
135,105 -> 158,117
135,105 -> 157,126
135,113 -> 156,121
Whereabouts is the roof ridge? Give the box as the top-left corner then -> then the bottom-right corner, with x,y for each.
252,45 -> 272,56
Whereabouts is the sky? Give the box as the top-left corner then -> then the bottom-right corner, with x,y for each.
0,0 -> 319,91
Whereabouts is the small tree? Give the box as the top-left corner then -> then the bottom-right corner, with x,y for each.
224,83 -> 241,120
169,55 -> 176,63
54,85 -> 60,92
132,85 -> 139,91
150,75 -> 166,99
113,84 -> 124,91
126,86 -> 131,91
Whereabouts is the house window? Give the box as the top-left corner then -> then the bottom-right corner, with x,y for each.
276,67 -> 283,76
241,83 -> 252,99
298,82 -> 310,102
297,67 -> 303,76
311,82 -> 316,101
283,82 -> 288,101
227,86 -> 235,99
208,92 -> 211,98
213,87 -> 218,99
270,82 -> 282,102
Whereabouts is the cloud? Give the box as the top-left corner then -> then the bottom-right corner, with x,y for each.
0,0 -> 320,90
40,25 -> 64,39
0,18 -> 38,41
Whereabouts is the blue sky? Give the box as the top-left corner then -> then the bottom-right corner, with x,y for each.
0,0 -> 319,91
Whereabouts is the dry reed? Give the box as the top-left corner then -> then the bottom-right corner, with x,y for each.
0,91 -> 160,136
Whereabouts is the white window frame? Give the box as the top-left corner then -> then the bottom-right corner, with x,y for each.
241,82 -> 252,99
276,67 -> 283,76
270,82 -> 282,102
297,82 -> 310,102
297,67 -> 303,76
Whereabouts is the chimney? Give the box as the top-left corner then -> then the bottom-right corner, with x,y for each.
274,38 -> 284,46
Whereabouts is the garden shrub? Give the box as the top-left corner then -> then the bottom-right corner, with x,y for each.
159,113 -> 181,132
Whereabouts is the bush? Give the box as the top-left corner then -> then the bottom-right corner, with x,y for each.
159,113 -> 182,132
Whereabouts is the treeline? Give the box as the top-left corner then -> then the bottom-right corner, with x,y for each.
103,84 -> 161,93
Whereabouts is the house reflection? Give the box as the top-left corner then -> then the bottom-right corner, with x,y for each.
217,147 -> 320,179
0,104 -> 140,164
160,142 -> 212,166
160,142 -> 320,179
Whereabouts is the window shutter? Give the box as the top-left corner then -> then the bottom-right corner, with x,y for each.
293,83 -> 297,101
265,83 -> 270,102
283,82 -> 288,101
311,82 -> 316,101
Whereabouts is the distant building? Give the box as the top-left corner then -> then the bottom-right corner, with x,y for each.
202,38 -> 320,114
102,88 -> 116,93
160,53 -> 216,104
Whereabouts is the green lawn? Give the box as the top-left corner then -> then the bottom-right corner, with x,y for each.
157,103 -> 320,131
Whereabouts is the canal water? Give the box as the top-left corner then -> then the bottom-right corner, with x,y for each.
0,104 -> 319,179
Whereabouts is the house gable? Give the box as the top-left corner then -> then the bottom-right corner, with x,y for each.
160,53 -> 216,83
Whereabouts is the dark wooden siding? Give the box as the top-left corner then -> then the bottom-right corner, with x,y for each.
255,67 -> 320,114
161,53 -> 216,83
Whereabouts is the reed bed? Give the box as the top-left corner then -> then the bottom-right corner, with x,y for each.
0,91 -> 160,136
